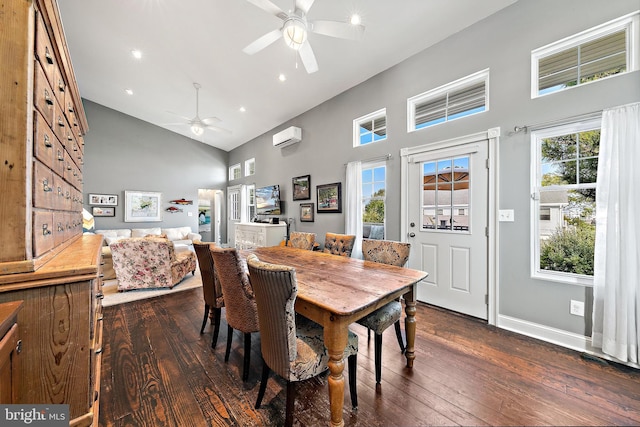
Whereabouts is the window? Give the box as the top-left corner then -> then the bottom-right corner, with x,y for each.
245,158 -> 255,177
362,163 -> 386,235
246,184 -> 256,220
229,163 -> 241,181
531,118 -> 600,285
421,156 -> 470,231
354,109 -> 387,147
228,187 -> 241,221
407,69 -> 489,132
532,12 -> 639,98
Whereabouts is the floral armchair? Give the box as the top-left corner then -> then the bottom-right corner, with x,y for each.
110,237 -> 196,291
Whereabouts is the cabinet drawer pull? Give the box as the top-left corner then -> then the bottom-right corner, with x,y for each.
42,179 -> 52,192
57,222 -> 64,232
57,116 -> 65,127
44,89 -> 54,105
16,340 -> 22,354
58,79 -> 65,93
95,292 -> 104,299
98,315 -> 104,321
57,150 -> 64,161
45,47 -> 53,64
94,347 -> 103,355
42,224 -> 51,236
44,133 -> 52,147
67,103 -> 75,113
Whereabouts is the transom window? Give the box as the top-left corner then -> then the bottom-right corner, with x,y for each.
245,158 -> 255,177
422,156 -> 470,232
362,163 -> 386,237
532,12 -> 639,98
229,163 -> 241,181
531,118 -> 601,285
408,69 -> 489,132
353,109 -> 387,147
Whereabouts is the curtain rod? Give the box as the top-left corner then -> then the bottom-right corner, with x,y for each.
512,110 -> 602,134
344,153 -> 392,166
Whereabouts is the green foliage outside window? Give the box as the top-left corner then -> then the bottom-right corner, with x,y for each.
363,189 -> 385,223
540,222 -> 595,275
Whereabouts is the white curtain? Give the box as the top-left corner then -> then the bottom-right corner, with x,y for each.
345,161 -> 363,259
592,102 -> 640,364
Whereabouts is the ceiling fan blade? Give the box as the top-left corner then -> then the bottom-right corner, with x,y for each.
166,111 -> 192,121
310,20 -> 365,40
243,28 -> 283,55
298,41 -> 318,74
202,117 -> 222,124
295,0 -> 315,15
205,124 -> 233,135
245,0 -> 288,20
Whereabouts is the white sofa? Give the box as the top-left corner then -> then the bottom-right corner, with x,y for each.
96,226 -> 202,280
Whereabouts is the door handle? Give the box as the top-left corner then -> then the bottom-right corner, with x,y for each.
409,232 -> 416,238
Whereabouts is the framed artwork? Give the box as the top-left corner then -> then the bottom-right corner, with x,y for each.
316,182 -> 342,213
292,174 -> 311,200
89,193 -> 118,206
92,206 -> 115,217
300,203 -> 314,222
124,191 -> 162,222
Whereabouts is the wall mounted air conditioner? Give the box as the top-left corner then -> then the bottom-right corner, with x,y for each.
273,126 -> 302,148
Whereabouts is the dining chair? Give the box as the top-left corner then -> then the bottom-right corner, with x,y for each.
210,247 -> 260,381
288,231 -> 316,250
247,254 -> 358,427
322,232 -> 356,257
357,239 -> 411,387
193,242 -> 225,349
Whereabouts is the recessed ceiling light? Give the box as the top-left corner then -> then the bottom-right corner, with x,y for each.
239,106 -> 246,112
279,74 -> 286,82
125,89 -> 133,95
350,14 -> 361,25
131,49 -> 142,59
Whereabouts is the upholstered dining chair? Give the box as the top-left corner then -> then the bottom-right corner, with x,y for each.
288,231 -> 316,250
247,254 -> 358,427
357,238 -> 411,387
193,242 -> 225,349
210,247 -> 260,381
322,232 -> 356,257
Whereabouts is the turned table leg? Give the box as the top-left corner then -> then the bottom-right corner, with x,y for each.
324,321 -> 349,427
404,287 -> 417,368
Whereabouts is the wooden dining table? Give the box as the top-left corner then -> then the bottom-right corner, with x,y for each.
241,245 -> 428,427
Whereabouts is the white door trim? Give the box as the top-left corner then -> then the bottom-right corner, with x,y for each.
400,127 -> 500,325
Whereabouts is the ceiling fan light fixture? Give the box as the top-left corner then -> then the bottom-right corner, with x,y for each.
191,123 -> 204,136
283,18 -> 307,50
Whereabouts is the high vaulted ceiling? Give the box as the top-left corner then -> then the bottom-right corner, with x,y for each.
57,0 -> 516,152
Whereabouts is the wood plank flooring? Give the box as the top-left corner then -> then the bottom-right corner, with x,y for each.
98,287 -> 640,426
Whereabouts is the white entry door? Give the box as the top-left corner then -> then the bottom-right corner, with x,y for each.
404,138 -> 489,319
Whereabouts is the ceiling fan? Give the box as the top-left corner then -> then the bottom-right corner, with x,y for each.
242,0 -> 365,74
166,83 -> 231,137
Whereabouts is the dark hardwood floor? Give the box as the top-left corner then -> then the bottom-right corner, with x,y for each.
98,287 -> 640,426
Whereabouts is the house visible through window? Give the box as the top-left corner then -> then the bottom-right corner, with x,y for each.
421,156 -> 470,231
408,69 -> 489,132
362,163 -> 386,238
532,12 -> 639,98
354,109 -> 387,147
531,118 -> 600,284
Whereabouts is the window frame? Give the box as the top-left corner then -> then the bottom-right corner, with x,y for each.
244,158 -> 255,177
531,11 -> 639,99
229,163 -> 241,181
530,117 -> 601,286
361,161 -> 386,234
407,69 -> 489,133
246,184 -> 256,221
353,108 -> 387,147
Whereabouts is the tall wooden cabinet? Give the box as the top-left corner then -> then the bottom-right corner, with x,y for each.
1,1 -> 102,425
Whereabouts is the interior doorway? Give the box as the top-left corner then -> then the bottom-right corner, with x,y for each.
198,189 -> 224,244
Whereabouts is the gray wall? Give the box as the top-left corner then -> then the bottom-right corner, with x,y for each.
82,100 -> 228,241
227,0 -> 640,337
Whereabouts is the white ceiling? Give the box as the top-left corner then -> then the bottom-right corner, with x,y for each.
57,0 -> 516,152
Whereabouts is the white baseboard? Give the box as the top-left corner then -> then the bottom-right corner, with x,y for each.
497,314 -> 639,369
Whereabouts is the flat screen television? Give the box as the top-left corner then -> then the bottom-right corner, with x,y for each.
255,184 -> 281,215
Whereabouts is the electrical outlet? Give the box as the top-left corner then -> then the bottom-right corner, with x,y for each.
570,300 -> 585,317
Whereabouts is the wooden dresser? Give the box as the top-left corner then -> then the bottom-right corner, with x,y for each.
0,1 -> 102,425
0,301 -> 23,404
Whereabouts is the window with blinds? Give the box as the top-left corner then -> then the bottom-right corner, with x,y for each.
407,69 -> 489,132
532,12 -> 638,98
353,108 -> 387,147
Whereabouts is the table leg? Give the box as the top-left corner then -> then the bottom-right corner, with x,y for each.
404,287 -> 417,368
324,321 -> 348,427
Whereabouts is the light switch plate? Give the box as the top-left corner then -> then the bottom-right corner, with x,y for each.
499,209 -> 514,222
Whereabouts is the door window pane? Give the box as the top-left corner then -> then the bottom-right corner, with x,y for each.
422,156 -> 470,232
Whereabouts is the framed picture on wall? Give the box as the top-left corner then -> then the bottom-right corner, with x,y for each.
89,193 -> 118,206
300,203 -> 314,222
92,206 -> 115,217
292,175 -> 311,200
124,191 -> 162,222
316,182 -> 342,213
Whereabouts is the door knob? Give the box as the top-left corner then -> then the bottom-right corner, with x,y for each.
409,232 -> 416,237
410,222 -> 415,227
